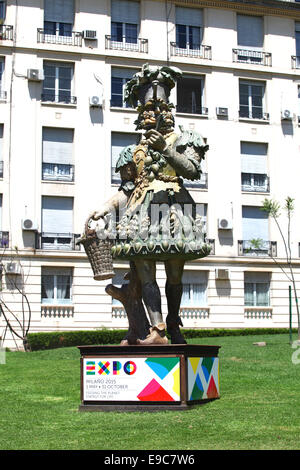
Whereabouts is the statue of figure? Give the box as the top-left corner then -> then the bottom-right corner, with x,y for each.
84,64 -> 210,345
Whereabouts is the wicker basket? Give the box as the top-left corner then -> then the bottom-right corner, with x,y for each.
79,226 -> 115,281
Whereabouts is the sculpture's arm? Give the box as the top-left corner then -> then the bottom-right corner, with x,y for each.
144,129 -> 205,181
89,189 -> 129,221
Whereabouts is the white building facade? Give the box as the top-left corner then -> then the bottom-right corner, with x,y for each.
1,0 -> 300,347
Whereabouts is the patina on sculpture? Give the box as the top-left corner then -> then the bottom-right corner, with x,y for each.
83,64 -> 210,345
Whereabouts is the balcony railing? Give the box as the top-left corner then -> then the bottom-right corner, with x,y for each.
239,110 -> 269,121
36,233 -> 81,251
0,25 -> 13,40
41,304 -> 74,318
42,163 -> 74,182
112,306 -> 127,319
180,307 -> 209,320
291,55 -> 300,69
105,35 -> 148,53
41,93 -> 77,105
238,240 -> 277,257
0,231 -> 9,248
170,42 -> 212,60
241,174 -> 269,193
184,172 -> 208,189
37,28 -> 83,46
0,160 -> 3,178
244,307 -> 272,319
176,105 -> 208,116
233,49 -> 272,66
206,238 -> 215,255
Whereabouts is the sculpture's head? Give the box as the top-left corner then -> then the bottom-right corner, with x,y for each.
124,64 -> 182,133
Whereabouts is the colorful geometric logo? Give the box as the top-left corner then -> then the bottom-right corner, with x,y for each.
137,357 -> 180,402
188,357 -> 219,401
98,361 -> 110,375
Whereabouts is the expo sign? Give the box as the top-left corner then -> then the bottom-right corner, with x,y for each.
85,359 -> 137,376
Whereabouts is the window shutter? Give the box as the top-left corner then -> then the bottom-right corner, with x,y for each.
237,15 -> 263,49
244,272 -> 270,283
242,206 -> 268,241
176,7 -> 203,27
111,0 -> 139,24
44,0 -> 74,24
42,196 -> 73,234
111,67 -> 136,80
241,142 -> 267,174
42,128 -> 73,164
111,132 -> 137,168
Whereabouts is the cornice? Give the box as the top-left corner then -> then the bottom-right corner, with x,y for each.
169,0 -> 300,19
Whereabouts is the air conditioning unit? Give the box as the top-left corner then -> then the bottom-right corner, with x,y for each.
6,262 -> 21,275
83,30 -> 97,40
218,218 -> 233,230
89,95 -> 102,107
22,219 -> 38,231
27,69 -> 44,81
215,268 -> 230,280
216,107 -> 228,117
281,109 -> 293,120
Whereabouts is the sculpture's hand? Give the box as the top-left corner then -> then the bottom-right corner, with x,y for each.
144,129 -> 168,152
88,209 -> 108,221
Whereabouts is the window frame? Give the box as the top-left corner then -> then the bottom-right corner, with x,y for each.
41,268 -> 73,305
43,61 -> 75,104
244,280 -> 270,307
239,80 -> 266,120
176,75 -> 205,115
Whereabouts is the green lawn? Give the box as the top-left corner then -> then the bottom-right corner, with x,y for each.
0,333 -> 299,450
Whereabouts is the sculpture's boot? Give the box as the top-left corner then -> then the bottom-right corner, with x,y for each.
137,282 -> 168,345
165,282 -> 187,344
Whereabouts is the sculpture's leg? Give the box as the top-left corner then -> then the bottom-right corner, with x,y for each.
165,259 -> 187,344
134,259 -> 168,344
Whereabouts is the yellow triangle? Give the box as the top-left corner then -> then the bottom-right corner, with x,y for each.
172,366 -> 180,398
189,357 -> 200,375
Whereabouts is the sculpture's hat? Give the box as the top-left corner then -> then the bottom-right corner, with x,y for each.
124,63 -> 182,108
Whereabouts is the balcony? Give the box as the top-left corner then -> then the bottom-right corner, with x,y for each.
36,233 -> 81,251
112,305 -> 127,319
233,49 -> 272,66
0,231 -> 9,248
206,239 -> 215,255
176,105 -> 208,116
238,240 -> 277,257
42,163 -> 74,182
184,172 -> 208,189
170,42 -> 212,60
241,174 -> 269,193
239,110 -> 269,121
41,93 -> 77,105
291,56 -> 300,69
180,307 -> 209,320
0,25 -> 13,40
105,35 -> 148,53
41,304 -> 74,318
37,28 -> 82,47
244,307 -> 272,319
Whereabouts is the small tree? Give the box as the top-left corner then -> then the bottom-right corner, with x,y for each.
0,249 -> 32,351
261,197 -> 300,340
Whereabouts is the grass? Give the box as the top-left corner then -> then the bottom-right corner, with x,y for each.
0,333 -> 300,450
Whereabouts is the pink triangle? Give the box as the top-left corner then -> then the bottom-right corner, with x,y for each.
137,378 -> 175,402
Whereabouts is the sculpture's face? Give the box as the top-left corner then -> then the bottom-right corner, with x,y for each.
138,99 -> 174,132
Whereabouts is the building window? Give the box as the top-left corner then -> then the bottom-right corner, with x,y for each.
41,196 -> 74,250
41,267 -> 72,305
111,67 -> 137,108
0,58 -> 5,100
181,271 -> 208,307
111,132 -> 139,184
175,7 -> 202,51
244,272 -> 270,307
176,76 -> 205,115
111,0 -> 139,45
241,142 -> 268,192
42,127 -> 74,182
42,61 -> 75,104
242,206 -> 269,253
0,124 -> 3,177
0,1 -> 6,20
44,0 -> 74,37
239,80 -> 266,119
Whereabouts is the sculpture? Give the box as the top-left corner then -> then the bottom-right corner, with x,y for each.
81,64 -> 210,345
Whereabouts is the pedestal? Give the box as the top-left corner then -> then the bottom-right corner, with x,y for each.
78,344 -> 221,412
